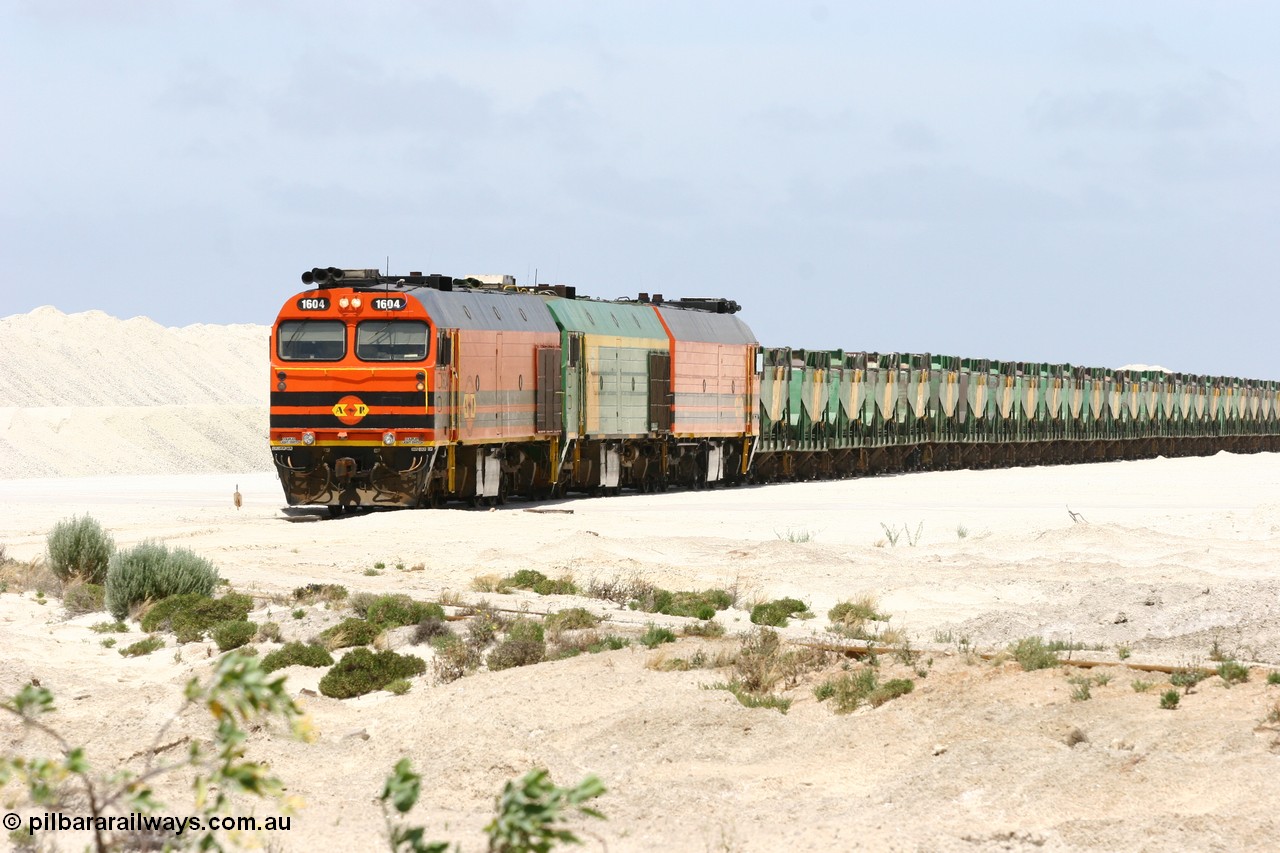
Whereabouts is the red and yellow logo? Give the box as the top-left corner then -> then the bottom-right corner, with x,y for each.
333,395 -> 370,425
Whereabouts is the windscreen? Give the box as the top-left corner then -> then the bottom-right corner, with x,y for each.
356,320 -> 430,361
277,320 -> 345,361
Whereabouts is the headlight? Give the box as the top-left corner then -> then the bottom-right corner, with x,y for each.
351,297 -> 362,308
302,431 -> 315,446
382,432 -> 395,445
338,297 -> 350,308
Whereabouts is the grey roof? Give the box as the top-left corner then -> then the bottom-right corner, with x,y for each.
655,306 -> 758,345
411,289 -> 560,332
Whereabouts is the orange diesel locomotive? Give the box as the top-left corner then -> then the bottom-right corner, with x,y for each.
269,268 -> 757,512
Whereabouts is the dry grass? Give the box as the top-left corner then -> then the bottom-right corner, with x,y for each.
0,554 -> 63,596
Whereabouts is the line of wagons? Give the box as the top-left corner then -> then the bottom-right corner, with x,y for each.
269,268 -> 1280,510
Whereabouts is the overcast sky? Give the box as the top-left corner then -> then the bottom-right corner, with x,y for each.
3,2 -> 1278,377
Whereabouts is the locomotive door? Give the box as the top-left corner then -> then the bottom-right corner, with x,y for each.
564,333 -> 584,437
648,351 -> 672,432
535,346 -> 563,434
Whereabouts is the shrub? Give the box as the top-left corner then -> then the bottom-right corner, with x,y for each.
750,598 -> 808,628
386,679 -> 411,695
629,587 -> 733,620
828,596 -> 887,638
545,608 -> 600,634
639,625 -> 677,649
1131,679 -> 1154,693
63,582 -> 105,616
432,633 -> 481,683
412,616 -> 452,645
255,621 -> 282,643
502,569 -> 578,596
319,648 -> 426,699
104,541 -> 220,620
1170,665 -> 1211,694
90,620 -> 128,634
487,619 -> 546,670
318,617 -> 381,650
587,635 -> 629,653
683,620 -> 726,638
212,620 -> 257,652
141,593 -> 253,643
365,594 -> 444,630
46,515 -> 114,584
1218,660 -> 1249,686
1009,637 -> 1060,671
465,602 -> 508,647
292,583 -> 348,604
708,681 -> 792,713
119,636 -> 165,657
814,668 -> 880,714
1268,672 -> 1280,686
1160,689 -> 1180,710
348,592 -> 378,617
261,641 -> 333,672
291,608 -> 305,620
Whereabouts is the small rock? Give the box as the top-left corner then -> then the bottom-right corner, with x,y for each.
299,688 -> 318,697
343,728 -> 370,741
1109,739 -> 1134,751
1113,612 -> 1128,624
932,744 -> 947,756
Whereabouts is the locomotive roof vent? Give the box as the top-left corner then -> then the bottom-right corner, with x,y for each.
661,297 -> 742,314
466,274 -> 517,287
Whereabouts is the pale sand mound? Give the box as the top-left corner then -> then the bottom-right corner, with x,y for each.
0,307 -> 270,477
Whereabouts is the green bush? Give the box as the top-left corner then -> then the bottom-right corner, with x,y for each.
365,594 -> 445,629
318,648 -> 426,698
1267,672 -> 1280,686
631,587 -> 733,620
261,641 -> 334,672
255,621 -> 282,643
545,608 -> 600,633
1160,689 -> 1180,710
104,541 -> 220,620
487,618 -> 546,671
1218,660 -> 1249,685
503,569 -> 578,596
119,636 -> 165,657
212,620 -> 257,652
318,617 -> 381,649
386,679 -> 411,695
348,592 -> 378,617
639,625 -> 677,648
412,616 -> 451,644
46,515 -> 114,584
292,583 -> 348,604
63,582 -> 105,615
141,592 -> 253,643
90,620 -> 128,634
750,598 -> 808,627
1009,637 -> 1060,671
683,620 -> 726,638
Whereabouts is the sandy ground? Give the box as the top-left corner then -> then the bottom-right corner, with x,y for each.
3,453 -> 1280,852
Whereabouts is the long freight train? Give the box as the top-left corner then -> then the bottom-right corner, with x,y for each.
270,267 -> 1280,512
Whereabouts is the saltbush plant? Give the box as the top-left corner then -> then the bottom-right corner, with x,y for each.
292,583 -> 348,605
545,607 -> 600,634
261,641 -> 334,672
750,598 -> 808,628
629,587 -> 733,620
487,618 -> 547,671
46,515 -> 114,584
119,636 -> 165,657
212,620 -> 257,652
63,582 -> 105,615
365,594 -> 445,630
318,617 -> 382,650
639,625 -> 677,649
318,648 -> 426,698
1009,637 -> 1060,671
105,541 -> 220,620
141,592 -> 253,643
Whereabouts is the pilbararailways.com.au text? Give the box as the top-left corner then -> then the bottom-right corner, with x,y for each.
8,811 -> 292,835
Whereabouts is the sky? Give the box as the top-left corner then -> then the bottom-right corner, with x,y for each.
3,1 -> 1278,377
